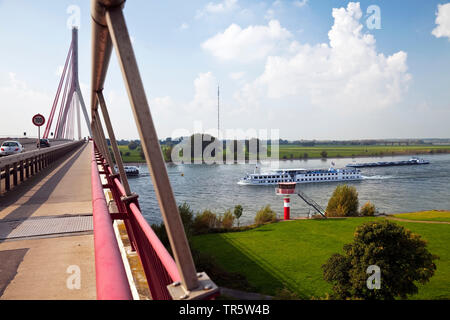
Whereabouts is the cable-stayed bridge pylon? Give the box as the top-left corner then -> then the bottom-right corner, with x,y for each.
43,27 -> 91,140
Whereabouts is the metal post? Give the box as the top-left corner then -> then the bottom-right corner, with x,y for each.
96,91 -> 131,196
93,111 -> 116,173
38,126 -> 41,150
105,7 -> 199,291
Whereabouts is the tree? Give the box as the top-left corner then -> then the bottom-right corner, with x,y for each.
233,205 -> 243,227
128,141 -> 138,150
163,145 -> 173,162
322,220 -> 438,300
326,185 -> 359,217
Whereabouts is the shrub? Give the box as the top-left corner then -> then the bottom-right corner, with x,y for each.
151,202 -> 195,250
320,151 -> 328,158
125,151 -> 130,157
322,220 -> 438,300
360,201 -> 376,216
254,205 -> 277,225
128,141 -> 138,150
193,210 -> 219,234
326,185 -> 359,217
178,202 -> 194,237
221,210 -> 235,229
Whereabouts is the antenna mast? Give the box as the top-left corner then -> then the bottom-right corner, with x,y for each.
217,85 -> 220,140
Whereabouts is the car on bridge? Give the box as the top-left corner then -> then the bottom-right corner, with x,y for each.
0,140 -> 24,156
37,138 -> 51,148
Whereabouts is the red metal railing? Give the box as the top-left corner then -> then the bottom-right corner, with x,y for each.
91,143 -> 133,300
92,143 -> 182,300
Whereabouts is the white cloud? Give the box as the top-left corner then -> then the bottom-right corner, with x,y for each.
432,3 -> 450,40
179,23 -> 189,30
235,2 -> 411,112
196,0 -> 238,18
0,73 -> 52,137
293,0 -> 308,8
229,71 -> 245,80
201,20 -> 292,62
188,72 -> 217,112
264,8 -> 275,20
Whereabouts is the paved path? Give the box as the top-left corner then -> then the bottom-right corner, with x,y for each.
0,142 -> 96,299
386,216 -> 450,225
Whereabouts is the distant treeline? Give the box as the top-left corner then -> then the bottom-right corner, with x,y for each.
109,137 -> 450,147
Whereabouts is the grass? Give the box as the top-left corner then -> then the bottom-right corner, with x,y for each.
275,144 -> 450,160
191,217 -> 450,299
392,210 -> 450,222
116,143 -> 450,163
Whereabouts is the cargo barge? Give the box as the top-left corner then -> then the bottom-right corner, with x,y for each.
346,157 -> 430,168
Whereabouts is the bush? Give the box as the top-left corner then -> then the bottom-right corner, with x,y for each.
326,185 -> 359,217
125,152 -> 130,157
221,210 -> 235,229
322,220 -> 438,300
320,151 -> 328,158
254,205 -> 277,225
128,141 -> 138,150
360,201 -> 376,216
151,202 -> 195,250
193,210 -> 219,234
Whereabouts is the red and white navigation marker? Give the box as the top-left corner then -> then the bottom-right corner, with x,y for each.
276,182 -> 296,220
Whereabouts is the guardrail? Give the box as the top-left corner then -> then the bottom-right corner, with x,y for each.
0,141 -> 85,194
93,143 -> 218,300
93,143 -> 179,299
89,0 -> 218,300
91,143 -> 133,300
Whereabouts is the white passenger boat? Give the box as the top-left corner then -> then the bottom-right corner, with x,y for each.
238,164 -> 362,186
115,165 -> 140,176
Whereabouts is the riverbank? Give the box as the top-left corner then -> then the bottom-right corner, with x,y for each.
191,211 -> 450,299
118,144 -> 450,163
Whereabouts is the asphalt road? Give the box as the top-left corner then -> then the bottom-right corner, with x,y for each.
0,138 -> 74,157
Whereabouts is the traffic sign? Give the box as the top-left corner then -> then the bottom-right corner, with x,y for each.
32,114 -> 46,127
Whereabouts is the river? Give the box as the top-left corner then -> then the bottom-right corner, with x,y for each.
127,154 -> 450,226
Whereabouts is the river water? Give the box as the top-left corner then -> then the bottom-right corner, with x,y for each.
127,154 -> 450,226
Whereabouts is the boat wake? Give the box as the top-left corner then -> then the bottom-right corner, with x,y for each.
362,175 -> 394,180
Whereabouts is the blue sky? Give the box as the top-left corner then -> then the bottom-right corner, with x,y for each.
1,0 -> 449,140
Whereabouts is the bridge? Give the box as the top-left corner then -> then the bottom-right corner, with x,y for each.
0,0 -> 218,300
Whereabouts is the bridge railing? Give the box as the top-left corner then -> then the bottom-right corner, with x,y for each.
89,0 -> 218,300
0,141 -> 84,194
91,143 -> 133,300
93,143 -> 181,299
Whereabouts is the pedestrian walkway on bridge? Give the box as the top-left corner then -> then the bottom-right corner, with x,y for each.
0,142 -> 96,299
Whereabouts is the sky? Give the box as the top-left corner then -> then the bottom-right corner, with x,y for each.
0,0 -> 450,141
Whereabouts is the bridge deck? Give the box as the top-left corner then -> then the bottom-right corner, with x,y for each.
0,143 -> 96,299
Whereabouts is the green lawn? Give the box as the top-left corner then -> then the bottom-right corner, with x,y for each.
115,143 -> 450,163
275,144 -> 450,160
392,210 -> 450,223
191,217 -> 450,299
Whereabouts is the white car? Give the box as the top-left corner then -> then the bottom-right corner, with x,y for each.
0,141 -> 24,156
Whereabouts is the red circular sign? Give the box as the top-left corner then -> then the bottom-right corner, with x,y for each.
32,114 -> 45,127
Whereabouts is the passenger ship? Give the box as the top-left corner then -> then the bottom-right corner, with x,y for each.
238,164 -> 362,186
